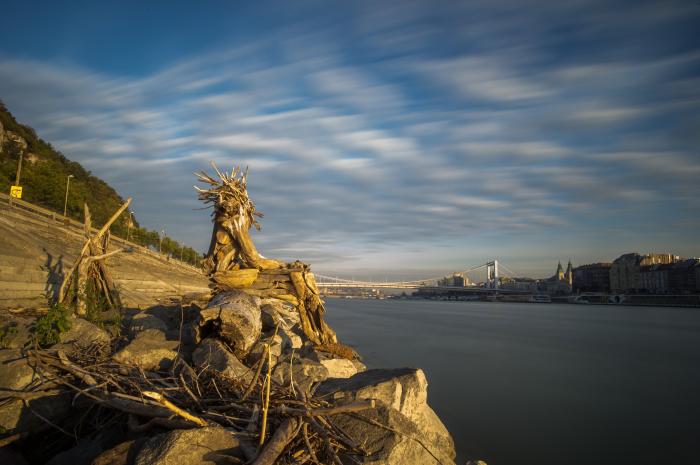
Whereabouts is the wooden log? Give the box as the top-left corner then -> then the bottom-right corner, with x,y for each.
251,417 -> 301,465
213,268 -> 259,288
289,272 -> 307,300
230,222 -> 283,271
296,301 -> 321,345
95,198 -> 131,240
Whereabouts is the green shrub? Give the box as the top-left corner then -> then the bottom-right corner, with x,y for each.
0,325 -> 18,349
34,303 -> 72,347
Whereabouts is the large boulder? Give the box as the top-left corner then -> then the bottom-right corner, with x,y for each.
305,348 -> 366,379
45,425 -> 127,465
198,291 -> 261,358
0,447 -> 28,465
271,353 -> 329,392
58,317 -> 111,348
192,338 -> 254,384
317,368 -> 455,463
332,404 -> 455,465
245,334 -> 283,367
90,439 -> 146,465
0,350 -> 72,436
0,316 -> 33,350
277,326 -> 303,351
260,299 -> 299,332
112,329 -> 178,371
134,427 -> 245,465
127,313 -> 168,338
0,350 -> 37,391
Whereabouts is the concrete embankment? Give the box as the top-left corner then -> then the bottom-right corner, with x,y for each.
0,199 -> 210,309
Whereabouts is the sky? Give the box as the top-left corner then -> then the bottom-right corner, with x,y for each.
0,0 -> 698,280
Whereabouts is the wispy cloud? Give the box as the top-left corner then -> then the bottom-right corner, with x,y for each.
0,0 -> 698,277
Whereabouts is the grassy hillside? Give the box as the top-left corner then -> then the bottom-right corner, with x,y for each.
0,100 -> 200,264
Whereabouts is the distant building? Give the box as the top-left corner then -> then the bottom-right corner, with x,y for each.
500,277 -> 538,292
610,253 -> 679,293
639,264 -> 672,294
668,259 -> 700,294
542,261 -> 573,295
438,272 -> 468,287
572,263 -> 612,293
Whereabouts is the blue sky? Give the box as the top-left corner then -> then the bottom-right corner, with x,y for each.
1,0 -> 698,279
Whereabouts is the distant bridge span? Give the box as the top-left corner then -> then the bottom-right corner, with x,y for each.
315,260 -> 507,290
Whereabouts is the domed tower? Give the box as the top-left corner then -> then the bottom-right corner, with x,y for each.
565,260 -> 573,286
556,261 -> 564,281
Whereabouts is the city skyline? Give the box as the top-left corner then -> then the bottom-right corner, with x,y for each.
1,0 -> 699,278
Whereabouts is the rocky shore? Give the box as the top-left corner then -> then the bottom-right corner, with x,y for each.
0,291 -> 457,464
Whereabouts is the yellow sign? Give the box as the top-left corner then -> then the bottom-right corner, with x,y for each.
10,185 -> 22,199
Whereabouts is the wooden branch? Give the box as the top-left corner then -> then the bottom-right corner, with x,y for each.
271,400 -> 376,417
213,268 -> 259,288
251,417 -> 301,465
95,198 -> 132,240
84,248 -> 124,263
142,391 -> 207,427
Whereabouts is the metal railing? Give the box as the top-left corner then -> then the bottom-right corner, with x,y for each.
1,191 -> 203,274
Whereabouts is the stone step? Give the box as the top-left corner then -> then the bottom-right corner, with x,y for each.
0,289 -> 47,299
0,268 -> 49,283
0,281 -> 47,291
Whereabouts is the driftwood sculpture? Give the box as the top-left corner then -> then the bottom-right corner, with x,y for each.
196,164 -> 337,345
58,199 -> 131,315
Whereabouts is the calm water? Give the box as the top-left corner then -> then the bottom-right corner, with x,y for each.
324,299 -> 700,465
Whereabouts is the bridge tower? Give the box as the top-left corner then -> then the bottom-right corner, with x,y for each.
486,260 -> 499,289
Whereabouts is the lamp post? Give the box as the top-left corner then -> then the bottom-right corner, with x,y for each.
63,174 -> 74,217
126,211 -> 133,242
9,150 -> 24,206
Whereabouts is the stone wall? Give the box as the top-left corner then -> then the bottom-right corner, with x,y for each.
0,201 -> 210,309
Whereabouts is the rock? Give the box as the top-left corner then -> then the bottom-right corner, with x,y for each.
317,368 -> 455,463
332,404 -> 455,465
0,316 -> 33,350
245,334 -> 283,367
59,317 -> 111,348
320,357 -> 365,379
277,326 -> 303,351
0,351 -> 72,435
128,313 -> 168,337
134,426 -> 245,465
45,424 -> 128,465
91,439 -> 146,465
0,350 -> 37,390
192,338 -> 254,384
5,131 -> 27,151
0,393 -> 72,437
180,321 -> 199,346
112,329 -> 178,371
271,353 -> 328,392
260,299 -> 299,332
305,349 -> 366,379
0,447 -> 28,465
198,291 -> 262,358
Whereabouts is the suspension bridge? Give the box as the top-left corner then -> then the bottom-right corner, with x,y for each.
315,260 -> 521,290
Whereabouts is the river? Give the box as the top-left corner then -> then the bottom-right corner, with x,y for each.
323,299 -> 700,465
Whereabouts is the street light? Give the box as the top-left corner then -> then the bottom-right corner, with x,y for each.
159,229 -> 165,254
63,175 -> 74,217
126,211 -> 133,242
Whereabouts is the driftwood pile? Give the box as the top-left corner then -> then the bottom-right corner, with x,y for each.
57,199 -> 131,315
21,338 -> 378,465
196,164 -> 337,347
